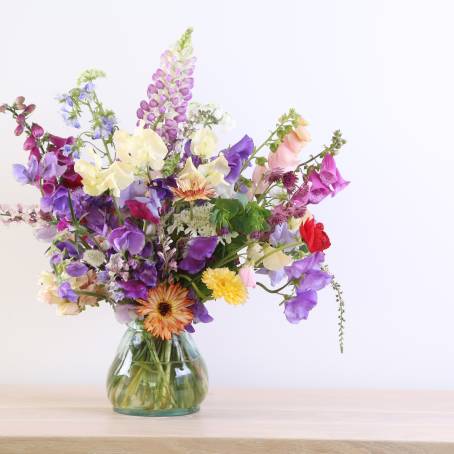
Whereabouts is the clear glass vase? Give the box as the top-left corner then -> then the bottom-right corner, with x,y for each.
106,322 -> 208,416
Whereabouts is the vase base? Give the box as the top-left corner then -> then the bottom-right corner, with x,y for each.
113,406 -> 200,417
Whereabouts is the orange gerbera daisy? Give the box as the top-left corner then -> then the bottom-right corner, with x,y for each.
171,179 -> 215,202
136,283 -> 194,340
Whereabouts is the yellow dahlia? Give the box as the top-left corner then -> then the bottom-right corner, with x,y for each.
202,267 -> 247,305
136,283 -> 194,340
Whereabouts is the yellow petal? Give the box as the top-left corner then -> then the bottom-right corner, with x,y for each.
262,246 -> 293,271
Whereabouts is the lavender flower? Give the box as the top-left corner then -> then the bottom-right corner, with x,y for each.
58,282 -> 78,303
284,289 -> 317,323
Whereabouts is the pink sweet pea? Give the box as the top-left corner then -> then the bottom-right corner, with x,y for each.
239,265 -> 256,288
251,164 -> 269,195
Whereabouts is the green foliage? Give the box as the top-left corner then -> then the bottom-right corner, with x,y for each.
269,108 -> 302,152
77,69 -> 106,86
162,153 -> 181,177
231,202 -> 270,235
211,198 -> 270,235
211,198 -> 243,229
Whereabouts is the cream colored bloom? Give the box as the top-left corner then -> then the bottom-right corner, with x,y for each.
191,128 -> 217,159
261,245 -> 293,271
38,272 -> 81,315
247,243 -> 263,264
83,250 -> 106,268
114,127 -> 167,171
74,150 -> 134,197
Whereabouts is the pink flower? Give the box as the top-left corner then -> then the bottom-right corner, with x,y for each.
251,164 -> 269,195
239,265 -> 256,288
268,121 -> 311,172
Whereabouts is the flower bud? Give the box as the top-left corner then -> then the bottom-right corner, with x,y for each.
31,123 -> 44,138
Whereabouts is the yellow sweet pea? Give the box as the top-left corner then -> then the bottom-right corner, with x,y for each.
74,150 -> 135,198
261,245 -> 293,271
114,127 -> 167,172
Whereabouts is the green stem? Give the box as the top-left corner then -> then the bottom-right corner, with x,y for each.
179,274 -> 206,300
259,241 -> 303,263
256,281 -> 292,294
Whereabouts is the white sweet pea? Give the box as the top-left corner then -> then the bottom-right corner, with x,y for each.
261,245 -> 293,271
191,127 -> 217,159
114,127 -> 167,172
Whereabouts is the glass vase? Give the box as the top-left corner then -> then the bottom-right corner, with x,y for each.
106,321 -> 208,416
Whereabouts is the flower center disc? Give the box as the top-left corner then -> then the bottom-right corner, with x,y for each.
158,301 -> 172,317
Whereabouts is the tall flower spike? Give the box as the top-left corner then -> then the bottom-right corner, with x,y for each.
137,28 -> 196,151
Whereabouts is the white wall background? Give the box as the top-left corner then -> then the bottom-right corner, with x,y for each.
0,0 -> 453,389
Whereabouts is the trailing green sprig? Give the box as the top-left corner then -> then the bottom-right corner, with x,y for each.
324,266 -> 346,354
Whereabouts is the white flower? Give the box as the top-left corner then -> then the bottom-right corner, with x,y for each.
191,128 -> 217,158
83,250 -> 106,268
261,246 -> 293,271
114,127 -> 168,172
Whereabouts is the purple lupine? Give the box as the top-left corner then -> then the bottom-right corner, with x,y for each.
136,28 -> 196,150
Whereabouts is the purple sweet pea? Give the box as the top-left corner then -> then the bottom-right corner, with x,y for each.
185,294 -> 214,333
179,236 -> 218,274
285,252 -> 325,280
269,222 -> 297,248
182,140 -> 202,167
114,303 -> 138,324
118,280 -> 148,299
56,241 -> 79,258
285,252 -> 332,291
12,156 -> 39,185
284,289 -> 317,323
66,262 -> 88,277
34,224 -> 57,241
108,220 -> 145,255
39,152 -> 66,180
135,262 -> 157,287
119,181 -> 147,208
58,282 -> 78,303
223,135 -> 254,183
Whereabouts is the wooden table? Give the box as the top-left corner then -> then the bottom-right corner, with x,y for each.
0,386 -> 453,453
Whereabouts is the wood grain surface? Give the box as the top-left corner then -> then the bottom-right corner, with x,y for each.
0,386 -> 453,453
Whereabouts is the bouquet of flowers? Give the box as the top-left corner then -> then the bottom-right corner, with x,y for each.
0,29 -> 349,416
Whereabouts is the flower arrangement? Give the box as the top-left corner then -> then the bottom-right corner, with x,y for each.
1,29 -> 349,414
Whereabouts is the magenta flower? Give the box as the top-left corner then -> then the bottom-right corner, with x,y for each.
308,171 -> 331,204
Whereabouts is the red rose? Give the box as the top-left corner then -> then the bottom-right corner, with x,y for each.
299,218 -> 331,253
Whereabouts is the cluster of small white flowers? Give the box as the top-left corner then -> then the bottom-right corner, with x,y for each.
167,204 -> 217,237
184,102 -> 235,138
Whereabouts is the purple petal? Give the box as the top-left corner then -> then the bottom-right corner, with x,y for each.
66,262 -> 88,277
118,280 -> 147,299
284,290 -> 317,323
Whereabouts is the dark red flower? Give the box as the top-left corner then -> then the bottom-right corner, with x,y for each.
125,200 -> 158,223
299,218 -> 331,253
